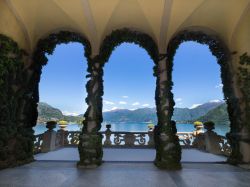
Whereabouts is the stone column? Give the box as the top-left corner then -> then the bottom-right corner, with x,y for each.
78,56 -> 103,168
154,58 -> 182,169
41,121 -> 57,153
226,53 -> 250,165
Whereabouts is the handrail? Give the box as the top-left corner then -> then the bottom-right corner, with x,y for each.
33,129 -> 231,156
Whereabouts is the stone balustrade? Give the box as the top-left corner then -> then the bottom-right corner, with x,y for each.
33,123 -> 231,157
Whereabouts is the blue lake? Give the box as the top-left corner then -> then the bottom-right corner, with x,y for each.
34,122 -> 230,136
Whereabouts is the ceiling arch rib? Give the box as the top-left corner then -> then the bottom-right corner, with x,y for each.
159,0 -> 173,53
5,0 -> 32,51
101,0 -> 155,45
81,0 -> 99,54
168,0 -> 206,41
230,2 -> 250,46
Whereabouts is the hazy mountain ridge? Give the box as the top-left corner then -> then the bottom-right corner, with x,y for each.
173,101 -> 224,123
37,102 -> 82,123
196,103 -> 229,125
37,101 -> 229,125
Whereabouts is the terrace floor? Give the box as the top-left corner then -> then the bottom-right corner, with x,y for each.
34,148 -> 227,162
0,161 -> 250,187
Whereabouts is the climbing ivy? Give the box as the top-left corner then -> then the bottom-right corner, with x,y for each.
238,53 -> 250,132
166,30 -> 243,164
0,34 -> 33,169
32,31 -> 95,167
99,28 -> 182,169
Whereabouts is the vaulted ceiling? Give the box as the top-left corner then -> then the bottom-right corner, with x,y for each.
0,0 -> 249,54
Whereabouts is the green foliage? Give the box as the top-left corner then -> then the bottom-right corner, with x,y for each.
238,53 -> 250,132
99,28 -> 159,64
197,103 -> 229,125
0,34 -> 34,169
37,102 -> 64,122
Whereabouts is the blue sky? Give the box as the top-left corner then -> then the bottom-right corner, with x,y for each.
39,41 -> 224,115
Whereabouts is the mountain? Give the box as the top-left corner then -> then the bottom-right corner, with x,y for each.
37,102 -> 82,123
103,108 -> 157,123
196,103 -> 229,125
37,102 -> 64,123
103,101 -> 225,124
172,101 -> 224,123
37,101 -> 229,125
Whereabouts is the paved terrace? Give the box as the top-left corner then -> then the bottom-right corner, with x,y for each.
0,161 -> 250,187
35,148 -> 227,162
1,148 -> 249,187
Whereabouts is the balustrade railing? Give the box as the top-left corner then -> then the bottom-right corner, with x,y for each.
34,134 -> 43,154
33,124 -> 232,156
103,131 -> 154,148
218,135 -> 232,156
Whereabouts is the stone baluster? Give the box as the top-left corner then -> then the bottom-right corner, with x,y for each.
57,121 -> 69,147
104,124 -> 112,146
148,128 -> 155,147
41,121 -> 57,153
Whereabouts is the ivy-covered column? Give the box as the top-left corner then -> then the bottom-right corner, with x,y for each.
0,34 -> 34,169
78,55 -> 103,168
228,53 -> 250,164
154,57 -> 182,170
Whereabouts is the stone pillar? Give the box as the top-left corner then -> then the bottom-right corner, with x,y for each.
154,58 -> 182,170
239,129 -> 250,163
226,53 -> 250,165
203,121 -> 222,155
78,56 -> 103,168
41,121 -> 57,153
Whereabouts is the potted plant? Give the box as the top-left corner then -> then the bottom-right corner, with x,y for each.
58,120 -> 68,131
46,121 -> 57,131
203,121 -> 215,131
193,121 -> 203,135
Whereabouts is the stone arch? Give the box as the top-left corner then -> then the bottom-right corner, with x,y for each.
99,28 -> 159,64
166,28 -> 242,164
78,28 -> 182,170
28,31 -> 91,161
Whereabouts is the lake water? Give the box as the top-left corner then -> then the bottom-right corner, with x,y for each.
34,122 -> 230,136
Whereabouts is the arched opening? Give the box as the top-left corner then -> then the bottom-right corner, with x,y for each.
166,30 -> 238,164
172,41 -> 230,162
33,43 -> 87,160
31,31 -> 91,160
102,42 -> 156,161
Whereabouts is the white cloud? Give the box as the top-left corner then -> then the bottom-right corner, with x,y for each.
209,99 -> 222,103
132,102 -> 140,106
175,98 -> 182,102
189,104 -> 202,109
176,102 -> 183,106
215,83 -> 223,88
62,111 -> 80,116
129,108 -> 137,111
119,101 -> 127,105
122,96 -> 129,98
110,107 -> 118,111
142,104 -> 150,107
103,100 -> 115,105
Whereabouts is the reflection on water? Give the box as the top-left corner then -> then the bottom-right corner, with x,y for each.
34,123 -> 229,136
